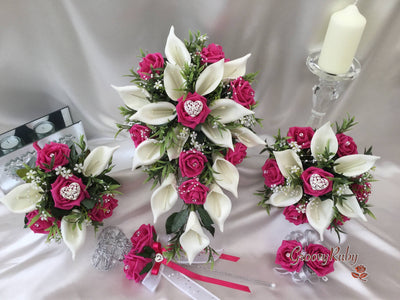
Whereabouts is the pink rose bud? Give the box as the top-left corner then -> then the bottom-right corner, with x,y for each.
179,149 -> 208,178
275,240 -> 304,272
230,77 -> 255,109
176,92 -> 211,129
336,133 -> 358,157
301,167 -> 334,197
304,244 -> 335,277
137,52 -> 164,80
50,175 -> 90,210
287,127 -> 314,149
178,179 -> 209,205
129,124 -> 151,147
224,143 -> 247,166
262,158 -> 285,187
200,43 -> 229,64
33,141 -> 70,172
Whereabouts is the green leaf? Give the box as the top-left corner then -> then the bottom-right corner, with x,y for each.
81,198 -> 97,210
165,212 -> 178,234
16,168 -> 28,179
139,262 -> 154,275
171,209 -> 190,233
197,206 -> 215,236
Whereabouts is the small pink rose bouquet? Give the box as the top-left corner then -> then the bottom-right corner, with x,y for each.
274,230 -> 335,283
114,26 -> 264,263
257,116 -> 379,240
0,137 -> 120,259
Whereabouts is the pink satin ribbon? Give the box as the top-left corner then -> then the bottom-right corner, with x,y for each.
150,242 -> 250,293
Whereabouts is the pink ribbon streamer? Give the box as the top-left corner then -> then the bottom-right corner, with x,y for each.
150,242 -> 250,293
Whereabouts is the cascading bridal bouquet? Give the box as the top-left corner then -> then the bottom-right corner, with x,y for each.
257,116 -> 379,240
114,26 -> 264,264
0,137 -> 120,259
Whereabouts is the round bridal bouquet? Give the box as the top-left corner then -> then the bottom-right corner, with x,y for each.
114,26 -> 264,264
257,116 -> 379,240
0,137 -> 120,259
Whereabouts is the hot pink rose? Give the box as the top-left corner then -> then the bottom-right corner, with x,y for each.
301,167 -> 333,197
287,127 -> 314,149
179,149 -> 208,178
350,181 -> 371,203
230,77 -> 255,108
130,224 -> 155,254
137,52 -> 164,80
176,92 -> 211,129
88,195 -> 119,222
336,133 -> 358,157
33,142 -> 70,172
305,244 -> 335,277
224,143 -> 247,166
123,252 -> 153,282
26,210 -> 60,234
129,124 -> 151,147
200,43 -> 228,64
262,159 -> 285,187
50,175 -> 90,210
283,204 -> 308,225
275,240 -> 304,272
178,179 -> 209,205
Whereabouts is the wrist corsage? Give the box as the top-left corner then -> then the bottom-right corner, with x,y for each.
0,137 -> 120,258
257,116 -> 379,240
275,230 -> 335,283
114,26 -> 264,263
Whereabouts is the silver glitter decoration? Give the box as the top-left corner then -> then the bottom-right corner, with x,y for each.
184,100 -> 203,117
309,174 -> 329,191
91,226 -> 132,271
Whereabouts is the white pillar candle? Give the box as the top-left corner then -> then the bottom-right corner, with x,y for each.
318,4 -> 366,74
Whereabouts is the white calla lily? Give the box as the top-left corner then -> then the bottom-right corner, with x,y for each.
230,127 -> 265,148
335,187 -> 367,221
334,154 -> 380,177
111,85 -> 150,110
273,149 -> 303,178
164,63 -> 186,101
179,211 -> 210,265
311,121 -> 338,160
130,102 -> 177,125
151,174 -> 178,223
195,59 -> 224,96
209,99 -> 254,124
61,217 -> 87,260
268,186 -> 303,207
201,123 -> 233,150
132,139 -> 164,170
212,156 -> 239,197
222,53 -> 251,80
165,26 -> 191,68
204,184 -> 232,232
306,197 -> 335,241
0,183 -> 43,213
167,127 -> 189,160
82,146 -> 119,177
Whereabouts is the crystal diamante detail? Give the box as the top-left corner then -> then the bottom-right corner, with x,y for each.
309,174 -> 329,191
60,182 -> 81,200
184,100 -> 203,117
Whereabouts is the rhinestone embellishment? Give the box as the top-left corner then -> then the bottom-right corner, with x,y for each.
155,253 -> 164,263
60,182 -> 81,200
309,174 -> 329,191
184,100 -> 203,117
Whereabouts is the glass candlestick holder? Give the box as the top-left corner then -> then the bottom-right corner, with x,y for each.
306,51 -> 361,128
